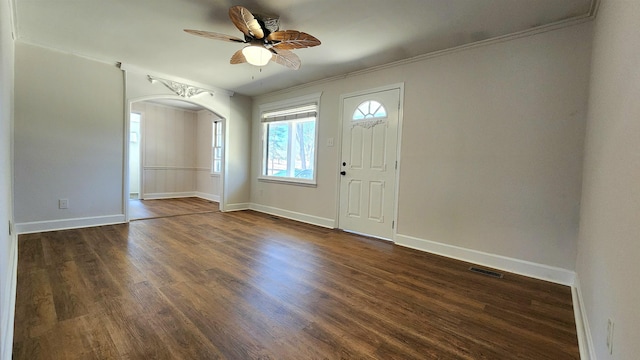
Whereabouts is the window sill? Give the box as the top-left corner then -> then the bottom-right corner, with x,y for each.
258,177 -> 317,187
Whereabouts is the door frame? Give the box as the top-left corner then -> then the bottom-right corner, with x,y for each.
336,83 -> 405,241
123,96 -> 228,221
128,110 -> 143,201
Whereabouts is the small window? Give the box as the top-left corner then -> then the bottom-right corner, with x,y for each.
260,94 -> 321,185
352,100 -> 387,120
212,120 -> 223,174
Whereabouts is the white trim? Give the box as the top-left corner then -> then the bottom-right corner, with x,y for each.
15,215 -> 126,234
395,233 -> 576,286
137,192 -> 219,202
195,192 -> 220,203
222,202 -> 251,212
249,203 -> 335,229
15,39 -> 119,67
257,177 -> 317,187
211,119 -> 224,175
573,276 -> 596,360
123,70 -> 130,221
1,234 -> 17,360
142,191 -> 197,200
135,106 -> 144,218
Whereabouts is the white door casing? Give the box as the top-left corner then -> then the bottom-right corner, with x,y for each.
339,88 -> 401,240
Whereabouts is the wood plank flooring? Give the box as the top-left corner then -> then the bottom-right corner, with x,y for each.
128,197 -> 219,220
14,209 -> 579,359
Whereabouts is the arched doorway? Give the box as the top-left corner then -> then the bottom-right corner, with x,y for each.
125,96 -> 227,221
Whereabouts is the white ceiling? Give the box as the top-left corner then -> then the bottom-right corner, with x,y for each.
14,0 -> 594,97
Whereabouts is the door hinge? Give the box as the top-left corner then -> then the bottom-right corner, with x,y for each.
392,220 -> 395,229
395,161 -> 398,170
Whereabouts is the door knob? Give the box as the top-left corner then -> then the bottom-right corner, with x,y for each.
340,171 -> 346,176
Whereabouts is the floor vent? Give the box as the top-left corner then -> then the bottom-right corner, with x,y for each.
468,267 -> 503,279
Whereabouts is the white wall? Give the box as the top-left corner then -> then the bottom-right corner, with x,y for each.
12,56 -> 251,230
0,0 -> 16,357
576,0 -> 640,359
13,43 -> 125,233
251,23 -> 593,275
226,95 -> 252,209
396,23 -> 591,276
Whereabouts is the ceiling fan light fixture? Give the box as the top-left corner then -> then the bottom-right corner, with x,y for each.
242,45 -> 271,66
186,5 -> 320,70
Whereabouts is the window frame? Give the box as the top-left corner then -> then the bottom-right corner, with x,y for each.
258,92 -> 322,186
211,119 -> 223,175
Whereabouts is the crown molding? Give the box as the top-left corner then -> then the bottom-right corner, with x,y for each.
15,39 -> 120,66
256,3 -> 599,100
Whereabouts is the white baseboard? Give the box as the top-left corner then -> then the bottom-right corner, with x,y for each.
15,214 -> 126,234
140,192 -> 220,202
194,192 -> 220,203
249,203 -> 336,229
395,233 -> 576,286
222,202 -> 251,212
1,233 -> 17,360
142,191 -> 197,200
573,276 -> 596,360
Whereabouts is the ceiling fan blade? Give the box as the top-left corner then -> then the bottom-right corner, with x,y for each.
230,49 -> 247,64
229,5 -> 264,39
184,29 -> 245,43
267,30 -> 321,50
270,49 -> 301,70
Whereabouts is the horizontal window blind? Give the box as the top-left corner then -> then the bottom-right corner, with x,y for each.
261,104 -> 317,123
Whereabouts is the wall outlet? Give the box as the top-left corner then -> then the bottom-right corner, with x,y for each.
606,318 -> 614,355
327,137 -> 334,147
59,198 -> 69,209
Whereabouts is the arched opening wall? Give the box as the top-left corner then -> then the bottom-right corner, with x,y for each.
123,68 -> 252,215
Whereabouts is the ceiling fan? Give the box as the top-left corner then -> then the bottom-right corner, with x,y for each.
184,5 -> 321,70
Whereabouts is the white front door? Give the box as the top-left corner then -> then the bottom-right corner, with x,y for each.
339,88 -> 400,240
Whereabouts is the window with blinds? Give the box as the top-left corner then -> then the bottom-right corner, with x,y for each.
260,93 -> 321,184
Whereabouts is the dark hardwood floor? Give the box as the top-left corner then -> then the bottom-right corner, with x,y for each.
13,209 -> 579,359
128,197 -> 219,220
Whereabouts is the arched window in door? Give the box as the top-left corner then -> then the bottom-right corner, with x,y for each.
352,100 -> 387,120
